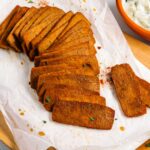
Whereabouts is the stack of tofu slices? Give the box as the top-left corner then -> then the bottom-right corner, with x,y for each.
0,6 -> 115,129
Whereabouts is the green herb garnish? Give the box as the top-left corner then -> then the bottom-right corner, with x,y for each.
28,0 -> 34,3
89,117 -> 95,121
45,96 -> 51,103
145,143 -> 150,147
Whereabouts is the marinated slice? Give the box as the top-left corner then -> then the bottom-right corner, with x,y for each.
39,55 -> 99,75
37,11 -> 74,53
58,12 -> 91,39
111,64 -> 146,117
37,75 -> 100,97
138,77 -> 150,107
43,85 -> 105,111
14,7 -> 38,39
31,65 -> 98,89
0,7 -> 28,49
52,101 -> 115,129
20,7 -> 47,39
0,5 -> 20,39
22,7 -> 64,50
7,7 -> 36,52
34,42 -> 96,66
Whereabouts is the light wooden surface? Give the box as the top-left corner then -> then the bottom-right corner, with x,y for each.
0,33 -> 150,150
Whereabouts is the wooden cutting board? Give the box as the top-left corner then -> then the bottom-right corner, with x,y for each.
0,33 -> 150,150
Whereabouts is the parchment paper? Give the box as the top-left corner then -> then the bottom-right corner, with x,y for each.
0,0 -> 150,150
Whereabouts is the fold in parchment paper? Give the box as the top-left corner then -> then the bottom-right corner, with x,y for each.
0,0 -> 150,150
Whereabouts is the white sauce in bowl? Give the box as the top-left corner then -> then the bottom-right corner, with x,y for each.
122,0 -> 150,30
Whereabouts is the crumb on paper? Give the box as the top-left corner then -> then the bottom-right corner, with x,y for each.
100,79 -> 104,85
27,124 -> 30,127
21,61 -> 24,65
115,118 -> 118,121
38,131 -> 45,136
97,46 -> 101,50
30,128 -> 33,132
38,0 -> 49,7
43,120 -> 47,124
29,81 -> 31,85
83,0 -> 87,3
28,0 -> 34,3
120,126 -> 125,131
18,109 -> 21,111
20,112 -> 24,116
93,8 -> 96,11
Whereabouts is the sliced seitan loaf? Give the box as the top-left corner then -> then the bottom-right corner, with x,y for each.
43,85 -> 105,111
0,5 -> 20,39
37,75 -> 100,98
37,11 -> 74,54
22,7 -> 65,51
52,100 -> 115,129
31,64 -> 99,89
0,7 -> 28,49
6,7 -> 36,52
39,55 -> 100,75
34,42 -> 96,66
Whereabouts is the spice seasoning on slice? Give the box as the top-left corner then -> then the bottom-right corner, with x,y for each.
89,117 -> 95,121
38,131 -> 45,136
45,96 -> 51,103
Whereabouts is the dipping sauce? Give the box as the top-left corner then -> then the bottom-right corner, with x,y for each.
122,0 -> 150,30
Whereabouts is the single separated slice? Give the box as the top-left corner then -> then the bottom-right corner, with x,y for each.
37,75 -> 100,98
52,100 -> 115,129
0,5 -> 20,39
111,64 -> 146,117
0,7 -> 28,49
43,85 -> 105,111
37,11 -> 74,54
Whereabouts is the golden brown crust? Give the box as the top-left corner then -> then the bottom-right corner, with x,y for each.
111,64 -> 146,117
52,100 -> 114,129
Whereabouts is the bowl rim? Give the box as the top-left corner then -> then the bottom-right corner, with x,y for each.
116,0 -> 150,34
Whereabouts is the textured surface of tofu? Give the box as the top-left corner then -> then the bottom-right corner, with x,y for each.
43,85 -> 105,110
111,64 -> 146,117
52,100 -> 114,129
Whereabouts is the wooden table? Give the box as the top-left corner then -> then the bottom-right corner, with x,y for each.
0,33 -> 150,150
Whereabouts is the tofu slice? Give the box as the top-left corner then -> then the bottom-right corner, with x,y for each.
37,75 -> 100,98
22,8 -> 64,51
43,85 -> 105,111
34,42 -> 96,66
52,100 -> 115,129
31,65 -> 98,89
0,7 -> 28,49
37,11 -> 74,54
0,6 -> 20,39
7,7 -> 37,52
111,64 -> 146,117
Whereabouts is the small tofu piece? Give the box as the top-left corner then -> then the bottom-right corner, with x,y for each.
22,7 -> 64,51
34,42 -> 96,66
0,6 -> 20,38
37,11 -> 74,54
43,85 -> 105,111
52,100 -> 115,129
58,12 -> 91,39
40,56 -> 99,75
31,65 -> 98,89
136,139 -> 150,150
111,64 -> 146,117
138,77 -> 150,107
37,75 -> 100,98
0,7 -> 28,49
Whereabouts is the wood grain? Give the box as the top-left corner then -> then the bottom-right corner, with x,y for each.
0,33 -> 150,150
